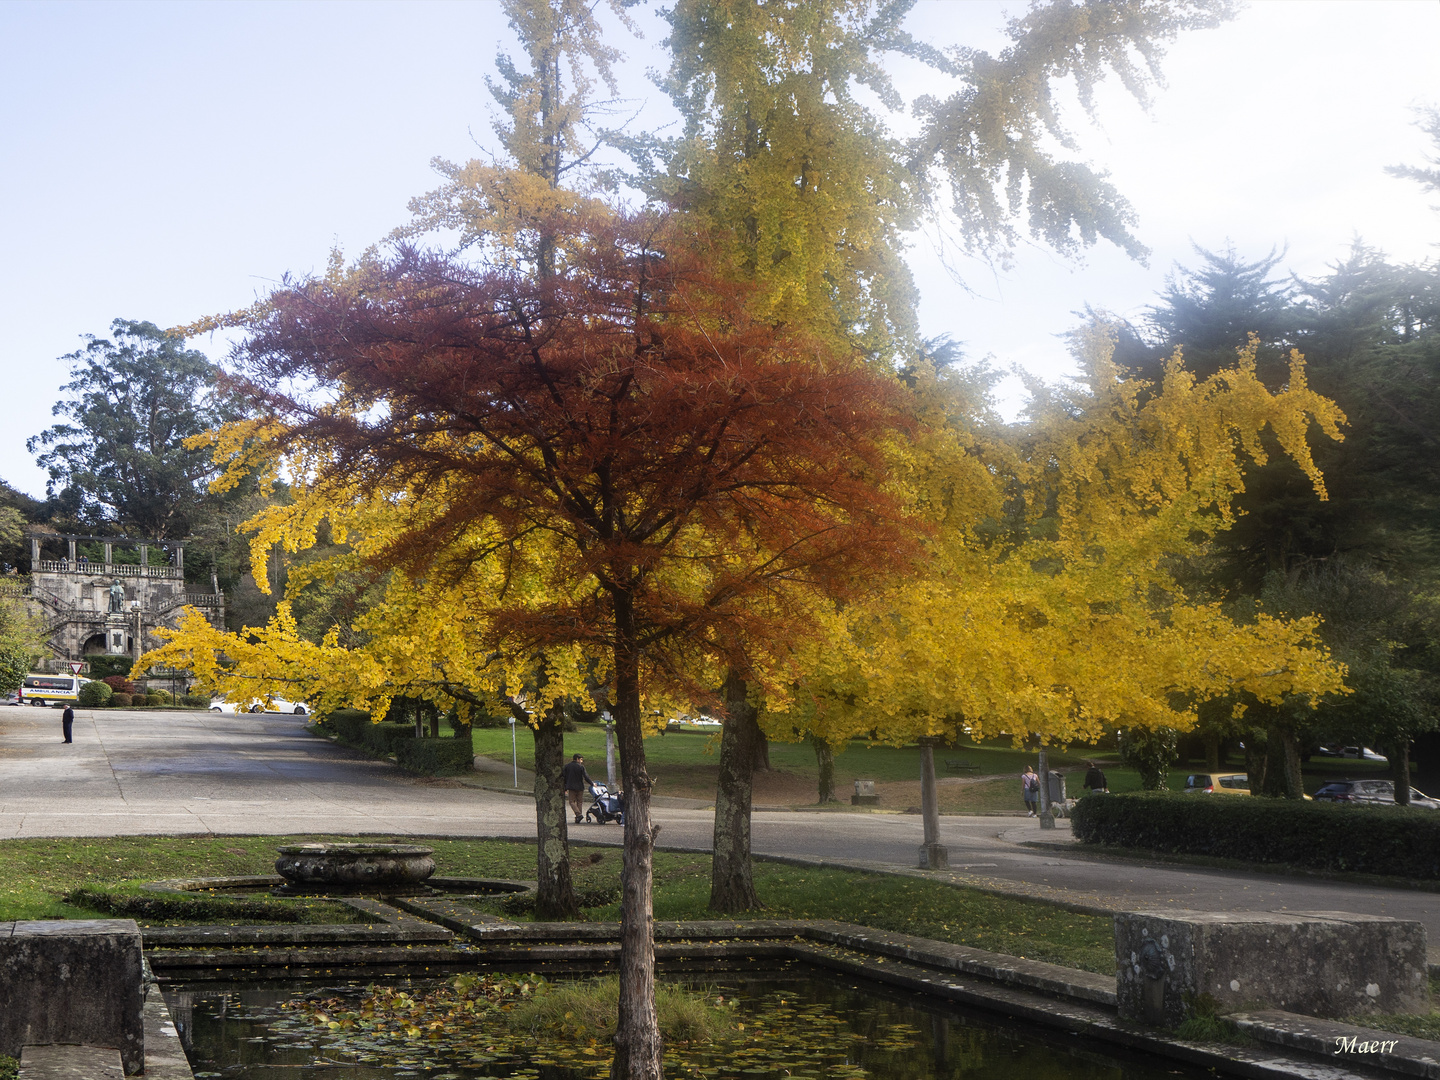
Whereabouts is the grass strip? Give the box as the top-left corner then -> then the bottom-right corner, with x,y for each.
0,835 -> 1114,973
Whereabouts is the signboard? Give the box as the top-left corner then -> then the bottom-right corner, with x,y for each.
69,662 -> 85,675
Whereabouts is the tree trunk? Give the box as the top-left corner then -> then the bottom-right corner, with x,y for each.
427,702 -> 440,739
1203,731 -> 1221,773
1395,740 -> 1412,806
813,736 -> 836,803
1262,723 -> 1303,798
611,594 -> 663,1080
710,671 -> 760,913
1244,731 -> 1267,793
917,738 -> 948,869
532,709 -> 579,920
750,725 -> 771,772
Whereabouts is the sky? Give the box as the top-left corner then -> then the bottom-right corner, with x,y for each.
1,0 -> 1437,501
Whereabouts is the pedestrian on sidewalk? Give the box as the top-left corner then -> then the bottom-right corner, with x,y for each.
62,704 -> 74,744
1021,765 -> 1038,816
561,753 -> 593,824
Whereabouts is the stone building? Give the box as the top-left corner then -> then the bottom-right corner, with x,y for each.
6,532 -> 224,674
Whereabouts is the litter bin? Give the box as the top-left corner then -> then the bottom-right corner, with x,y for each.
1046,771 -> 1067,817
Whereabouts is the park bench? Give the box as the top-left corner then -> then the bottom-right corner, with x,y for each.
944,758 -> 979,773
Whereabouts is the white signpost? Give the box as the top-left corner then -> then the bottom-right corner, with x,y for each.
508,716 -> 518,789
68,662 -> 84,675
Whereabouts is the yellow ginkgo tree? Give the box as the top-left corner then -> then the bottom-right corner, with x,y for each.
774,328 -> 1349,805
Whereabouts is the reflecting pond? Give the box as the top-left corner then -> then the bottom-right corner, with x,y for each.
167,972 -> 1226,1080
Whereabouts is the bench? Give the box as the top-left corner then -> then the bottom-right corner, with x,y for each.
944,758 -> 979,773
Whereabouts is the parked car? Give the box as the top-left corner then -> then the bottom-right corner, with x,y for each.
210,697 -> 309,715
1183,773 -> 1250,795
1312,779 -> 1439,808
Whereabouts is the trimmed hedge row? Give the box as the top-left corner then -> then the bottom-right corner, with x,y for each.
395,735 -> 476,776
322,708 -> 473,775
1070,791 -> 1440,878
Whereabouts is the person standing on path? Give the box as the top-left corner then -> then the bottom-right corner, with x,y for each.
561,753 -> 593,824
61,704 -> 74,744
1083,761 -> 1109,793
1021,765 -> 1038,816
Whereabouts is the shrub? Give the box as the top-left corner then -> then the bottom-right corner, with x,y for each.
147,689 -> 172,705
182,693 -> 210,708
77,680 -> 113,708
395,729 -> 474,775
102,675 -> 137,695
110,692 -> 133,708
1071,791 -> 1440,878
142,693 -> 162,706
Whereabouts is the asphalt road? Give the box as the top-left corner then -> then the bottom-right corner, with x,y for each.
3,704 -> 1436,944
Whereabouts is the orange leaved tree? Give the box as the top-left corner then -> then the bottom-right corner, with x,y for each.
221,210 -> 919,1080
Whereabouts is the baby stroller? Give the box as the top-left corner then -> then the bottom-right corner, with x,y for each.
585,782 -> 624,825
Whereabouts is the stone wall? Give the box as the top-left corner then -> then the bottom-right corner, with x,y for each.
0,919 -> 146,1075
1115,909 -> 1428,1025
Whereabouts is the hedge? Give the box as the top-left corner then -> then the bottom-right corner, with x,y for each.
321,708 -> 473,775
1071,791 -> 1440,878
395,729 -> 474,776
78,680 -> 113,708
110,692 -> 132,708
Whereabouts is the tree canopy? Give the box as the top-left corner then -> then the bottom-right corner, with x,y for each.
28,319 -> 237,540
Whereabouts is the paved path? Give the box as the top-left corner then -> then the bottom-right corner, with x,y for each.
4,705 -> 1438,942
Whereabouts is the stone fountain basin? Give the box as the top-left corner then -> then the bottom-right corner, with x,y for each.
274,843 -> 436,894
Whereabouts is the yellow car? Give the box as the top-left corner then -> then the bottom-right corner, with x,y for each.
1183,772 -> 1313,799
1183,772 -> 1250,794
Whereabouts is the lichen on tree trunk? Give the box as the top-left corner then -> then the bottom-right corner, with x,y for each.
611,596 -> 663,1080
710,671 -> 760,913
531,707 -> 579,920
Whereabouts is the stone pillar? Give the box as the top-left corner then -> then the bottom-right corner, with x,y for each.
30,537 -> 39,567
139,544 -> 148,568
67,539 -> 77,564
917,737 -> 948,870
103,542 -> 113,566
0,919 -> 146,1075
1115,909 -> 1428,1025
175,544 -> 184,571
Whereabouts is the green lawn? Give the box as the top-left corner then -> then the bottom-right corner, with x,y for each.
470,723 -> 1399,810
472,725 -> 1096,782
0,835 -> 1115,973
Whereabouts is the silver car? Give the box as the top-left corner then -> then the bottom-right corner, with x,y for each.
1311,779 -> 1439,808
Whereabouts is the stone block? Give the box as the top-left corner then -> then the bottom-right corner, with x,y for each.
851,780 -> 879,806
0,920 -> 145,1075
19,1043 -> 124,1079
1115,909 -> 1428,1026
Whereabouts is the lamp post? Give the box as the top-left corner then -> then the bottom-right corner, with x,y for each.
603,711 -> 616,788
508,716 -> 518,789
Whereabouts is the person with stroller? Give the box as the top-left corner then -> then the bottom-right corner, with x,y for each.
562,753 -> 593,824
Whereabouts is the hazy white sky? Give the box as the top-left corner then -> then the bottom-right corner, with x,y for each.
2,0 -> 1437,501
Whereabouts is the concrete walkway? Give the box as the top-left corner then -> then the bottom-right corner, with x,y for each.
4,705 -> 1439,944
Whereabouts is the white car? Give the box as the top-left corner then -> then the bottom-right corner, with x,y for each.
210,697 -> 310,715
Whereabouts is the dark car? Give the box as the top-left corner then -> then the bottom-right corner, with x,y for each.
1312,779 -> 1440,808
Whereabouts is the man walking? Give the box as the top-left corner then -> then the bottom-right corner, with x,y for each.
62,704 -> 74,744
561,753 -> 593,824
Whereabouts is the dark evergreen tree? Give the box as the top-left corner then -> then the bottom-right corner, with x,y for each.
28,320 -> 243,541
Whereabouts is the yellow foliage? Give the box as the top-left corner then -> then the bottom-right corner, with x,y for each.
778,327 -> 1348,748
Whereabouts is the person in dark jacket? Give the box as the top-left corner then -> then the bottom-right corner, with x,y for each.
561,753 -> 593,824
62,704 -> 74,744
1082,761 -> 1108,793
